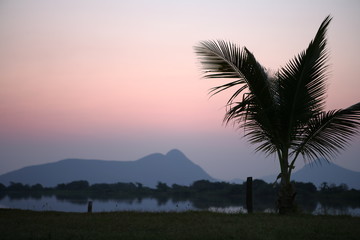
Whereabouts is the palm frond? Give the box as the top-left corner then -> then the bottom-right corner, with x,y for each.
293,102 -> 360,163
195,40 -> 281,153
278,15 -> 332,146
194,40 -> 248,103
194,40 -> 274,107
195,40 -> 281,150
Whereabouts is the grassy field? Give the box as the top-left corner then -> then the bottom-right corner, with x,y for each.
1,209 -> 359,240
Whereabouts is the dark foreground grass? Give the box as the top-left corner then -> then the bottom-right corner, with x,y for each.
1,209 -> 359,240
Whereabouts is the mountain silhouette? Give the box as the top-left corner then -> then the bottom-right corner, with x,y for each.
262,162 -> 360,189
0,149 -> 215,187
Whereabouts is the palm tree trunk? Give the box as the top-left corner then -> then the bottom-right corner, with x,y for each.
277,175 -> 297,214
277,149 -> 297,214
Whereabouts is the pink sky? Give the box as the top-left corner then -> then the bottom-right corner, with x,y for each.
1,0 -> 359,181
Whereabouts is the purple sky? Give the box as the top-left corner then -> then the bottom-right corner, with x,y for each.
1,0 -> 359,181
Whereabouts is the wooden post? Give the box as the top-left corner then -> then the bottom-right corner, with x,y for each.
87,201 -> 92,213
246,177 -> 253,213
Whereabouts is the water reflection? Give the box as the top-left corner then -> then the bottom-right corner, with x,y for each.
209,206 -> 247,214
0,195 -> 359,216
0,195 -> 196,212
312,203 -> 360,216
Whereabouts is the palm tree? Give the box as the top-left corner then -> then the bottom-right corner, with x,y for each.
194,16 -> 360,214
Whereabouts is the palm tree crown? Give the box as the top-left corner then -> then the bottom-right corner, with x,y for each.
195,16 -> 360,213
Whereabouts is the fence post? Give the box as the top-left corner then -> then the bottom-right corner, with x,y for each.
87,201 -> 93,213
246,177 -> 253,213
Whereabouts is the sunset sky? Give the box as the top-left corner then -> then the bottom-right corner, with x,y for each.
1,0 -> 359,181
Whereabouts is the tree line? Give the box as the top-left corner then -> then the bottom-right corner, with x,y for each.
1,179 -> 359,212
1,179 -> 359,200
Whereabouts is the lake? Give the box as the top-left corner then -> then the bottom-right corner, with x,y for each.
1,195 -> 359,216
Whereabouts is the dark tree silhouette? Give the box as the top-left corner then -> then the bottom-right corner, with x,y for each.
194,16 -> 360,214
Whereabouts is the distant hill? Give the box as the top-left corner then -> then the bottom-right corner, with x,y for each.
262,162 -> 360,189
0,149 -> 215,187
